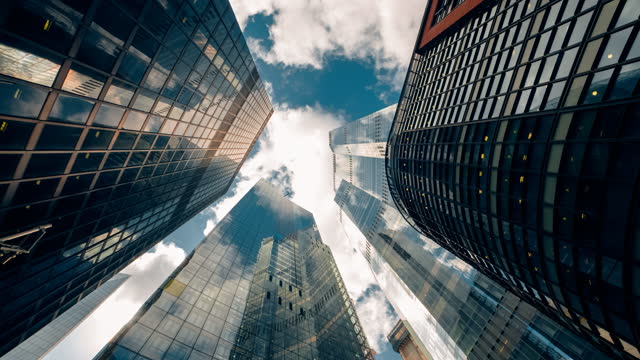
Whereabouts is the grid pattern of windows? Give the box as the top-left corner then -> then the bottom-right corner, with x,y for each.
0,0 -> 272,355
387,0 -> 640,358
97,181 -> 373,360
335,180 -> 607,360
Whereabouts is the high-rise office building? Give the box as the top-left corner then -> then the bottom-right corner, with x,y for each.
332,106 -> 607,359
387,320 -> 430,360
96,180 -> 373,360
0,0 -> 272,355
386,0 -> 640,358
1,274 -> 129,360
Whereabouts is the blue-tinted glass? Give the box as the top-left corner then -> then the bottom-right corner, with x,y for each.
105,81 -> 135,106
144,116 -> 164,133
123,111 -> 147,131
77,29 -> 122,72
113,132 -> 138,149
48,95 -> 94,124
36,124 -> 83,150
0,154 -> 20,180
117,52 -> 148,84
0,120 -> 34,150
13,178 -> 60,205
24,153 -> 71,178
93,104 -> 125,128
104,152 -> 129,169
93,1 -> 134,45
61,174 -> 94,195
609,61 -> 640,100
0,82 -> 48,118
132,29 -> 159,60
82,129 -> 115,150
72,152 -> 105,173
135,135 -> 156,150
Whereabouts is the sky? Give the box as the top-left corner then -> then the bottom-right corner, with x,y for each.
44,1 -> 425,359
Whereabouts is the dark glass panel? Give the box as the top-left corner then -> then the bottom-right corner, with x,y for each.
0,120 -> 34,150
72,152 -> 105,173
24,153 -> 71,178
61,174 -> 94,195
36,124 -> 82,150
48,95 -> 95,124
113,132 -> 138,150
0,154 -> 20,180
0,82 -> 48,118
82,129 -> 115,150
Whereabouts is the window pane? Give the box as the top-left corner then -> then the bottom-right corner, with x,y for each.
117,51 -> 148,84
0,82 -> 48,118
160,119 -> 177,134
62,64 -> 105,99
82,129 -> 114,150
0,154 -> 20,180
609,61 -> 640,99
0,120 -> 34,150
123,111 -> 147,131
24,153 -> 71,178
48,94 -> 94,124
72,152 -> 105,172
104,80 -> 135,106
36,124 -> 82,150
598,28 -> 633,68
0,43 -> 61,86
143,115 -> 163,133
133,89 -> 156,112
93,104 -> 125,128
113,132 -> 137,149
77,29 -> 122,72
582,69 -> 613,104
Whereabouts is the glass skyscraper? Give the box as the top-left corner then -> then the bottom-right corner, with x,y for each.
386,0 -> 640,357
0,0 -> 272,355
332,106 -> 608,359
96,180 -> 373,360
1,274 -> 129,360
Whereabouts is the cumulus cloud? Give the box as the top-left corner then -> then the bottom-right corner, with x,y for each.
43,242 -> 185,360
230,0 -> 425,91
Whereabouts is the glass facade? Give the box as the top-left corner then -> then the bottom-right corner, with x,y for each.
96,180 -> 373,360
336,180 -> 607,360
386,0 -> 640,358
329,105 -> 395,205
1,274 -> 129,360
0,0 -> 272,356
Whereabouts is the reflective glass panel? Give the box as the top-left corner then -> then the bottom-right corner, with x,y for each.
0,82 -> 48,118
48,94 -> 94,124
93,104 -> 125,128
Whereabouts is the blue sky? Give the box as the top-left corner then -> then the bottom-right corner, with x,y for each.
44,1 -> 425,359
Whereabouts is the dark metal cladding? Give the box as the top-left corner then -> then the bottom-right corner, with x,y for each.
386,0 -> 640,358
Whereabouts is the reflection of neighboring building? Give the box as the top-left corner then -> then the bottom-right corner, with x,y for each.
0,0 -> 272,355
1,274 -> 129,360
388,320 -> 430,360
331,106 -> 608,359
386,0 -> 640,358
96,180 -> 373,360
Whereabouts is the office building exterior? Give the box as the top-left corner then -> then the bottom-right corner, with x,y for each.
96,180 -> 373,360
1,274 -> 129,360
332,106 -> 608,359
386,0 -> 640,358
387,320 -> 430,360
0,0 -> 272,355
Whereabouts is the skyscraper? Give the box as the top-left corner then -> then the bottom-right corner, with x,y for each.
96,180 -> 373,360
331,106 -> 609,359
0,0 -> 272,355
387,320 -> 430,360
386,0 -> 640,358
1,274 -> 129,360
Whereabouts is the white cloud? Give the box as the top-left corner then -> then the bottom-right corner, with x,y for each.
202,103 -> 398,351
230,0 -> 425,90
43,242 -> 185,360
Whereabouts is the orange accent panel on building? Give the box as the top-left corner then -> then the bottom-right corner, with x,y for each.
419,0 -> 488,50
